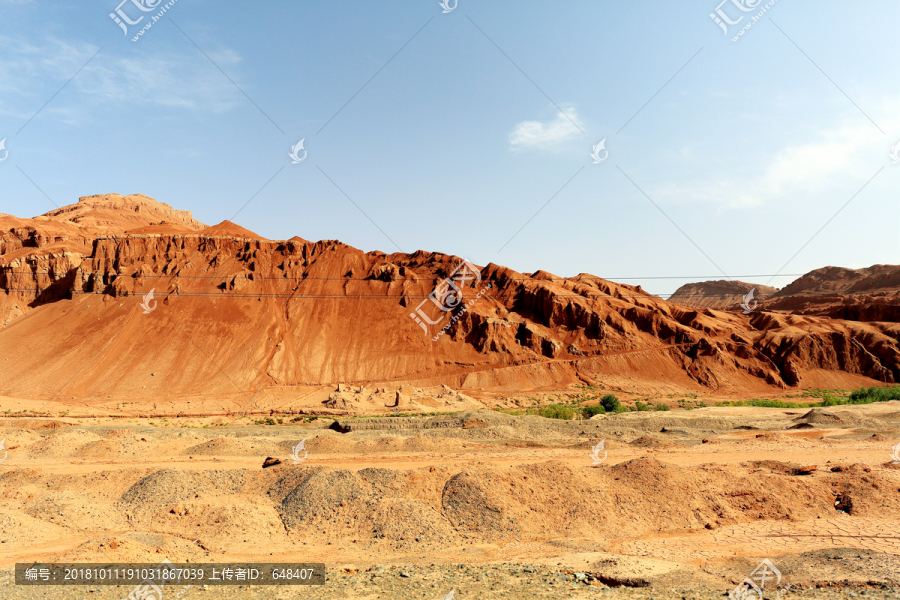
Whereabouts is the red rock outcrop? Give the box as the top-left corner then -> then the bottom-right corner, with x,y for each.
763,265 -> 900,322
669,280 -> 778,310
0,195 -> 898,401
671,266 -> 900,322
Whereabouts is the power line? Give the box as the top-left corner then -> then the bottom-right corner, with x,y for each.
0,288 -> 894,301
0,270 -> 810,281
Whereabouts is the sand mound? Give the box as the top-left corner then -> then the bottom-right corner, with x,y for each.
149,495 -> 289,545
370,498 -> 460,548
181,436 -> 285,457
21,488 -> 129,531
629,435 -> 668,447
0,508 -> 68,549
279,468 -> 373,531
53,533 -> 206,564
795,408 -> 882,427
795,409 -> 843,424
0,428 -> 44,447
278,466 -> 459,543
26,429 -> 102,458
73,439 -> 124,458
119,469 -> 250,521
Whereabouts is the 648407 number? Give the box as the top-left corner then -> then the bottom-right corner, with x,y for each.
271,568 -> 314,580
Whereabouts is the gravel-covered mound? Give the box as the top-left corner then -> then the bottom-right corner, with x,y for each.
278,468 -> 375,531
794,408 -> 883,427
119,469 -> 250,516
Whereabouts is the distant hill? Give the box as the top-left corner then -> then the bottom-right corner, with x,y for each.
39,193 -> 206,234
668,280 -> 778,309
669,265 -> 900,322
765,265 -> 900,322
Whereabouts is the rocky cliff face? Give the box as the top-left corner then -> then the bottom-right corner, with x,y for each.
0,195 -> 898,401
669,266 -> 900,323
763,265 -> 900,322
41,193 -> 206,233
668,280 -> 778,310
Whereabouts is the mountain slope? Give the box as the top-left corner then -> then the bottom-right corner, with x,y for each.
668,280 -> 778,310
0,194 -> 898,403
670,266 -> 900,322
764,265 -> 900,322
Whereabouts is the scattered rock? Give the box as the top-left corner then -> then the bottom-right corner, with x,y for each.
792,465 -> 817,475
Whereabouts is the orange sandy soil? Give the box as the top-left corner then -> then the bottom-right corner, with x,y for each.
0,389 -> 898,597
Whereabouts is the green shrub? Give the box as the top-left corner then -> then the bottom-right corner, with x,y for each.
581,404 -> 606,418
600,394 -> 620,413
820,395 -> 842,406
539,404 -> 574,420
653,403 -> 670,411
849,385 -> 900,404
635,401 -> 651,412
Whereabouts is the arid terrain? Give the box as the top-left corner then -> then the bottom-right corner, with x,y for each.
670,267 -> 900,322
1,195 -> 899,599
1,399 -> 899,599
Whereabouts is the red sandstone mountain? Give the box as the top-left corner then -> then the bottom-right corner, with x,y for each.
40,193 -> 206,234
668,280 -> 778,309
670,266 -> 900,322
764,265 -> 900,322
0,194 -> 898,402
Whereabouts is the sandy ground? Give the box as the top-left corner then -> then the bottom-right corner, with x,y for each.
1,397 -> 899,599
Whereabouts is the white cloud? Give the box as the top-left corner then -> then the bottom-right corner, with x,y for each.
0,34 -> 245,121
651,108 -> 900,210
509,107 -> 583,149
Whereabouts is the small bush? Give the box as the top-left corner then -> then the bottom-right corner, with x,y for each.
635,401 -> 651,412
849,385 -> 900,404
820,395 -> 842,406
581,404 -> 606,418
539,404 -> 574,420
653,403 -> 670,411
600,394 -> 620,413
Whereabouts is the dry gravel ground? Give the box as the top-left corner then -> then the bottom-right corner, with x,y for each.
1,401 -> 899,599
0,564 -> 899,599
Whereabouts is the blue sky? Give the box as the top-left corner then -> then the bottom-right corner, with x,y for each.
1,0 -> 897,296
